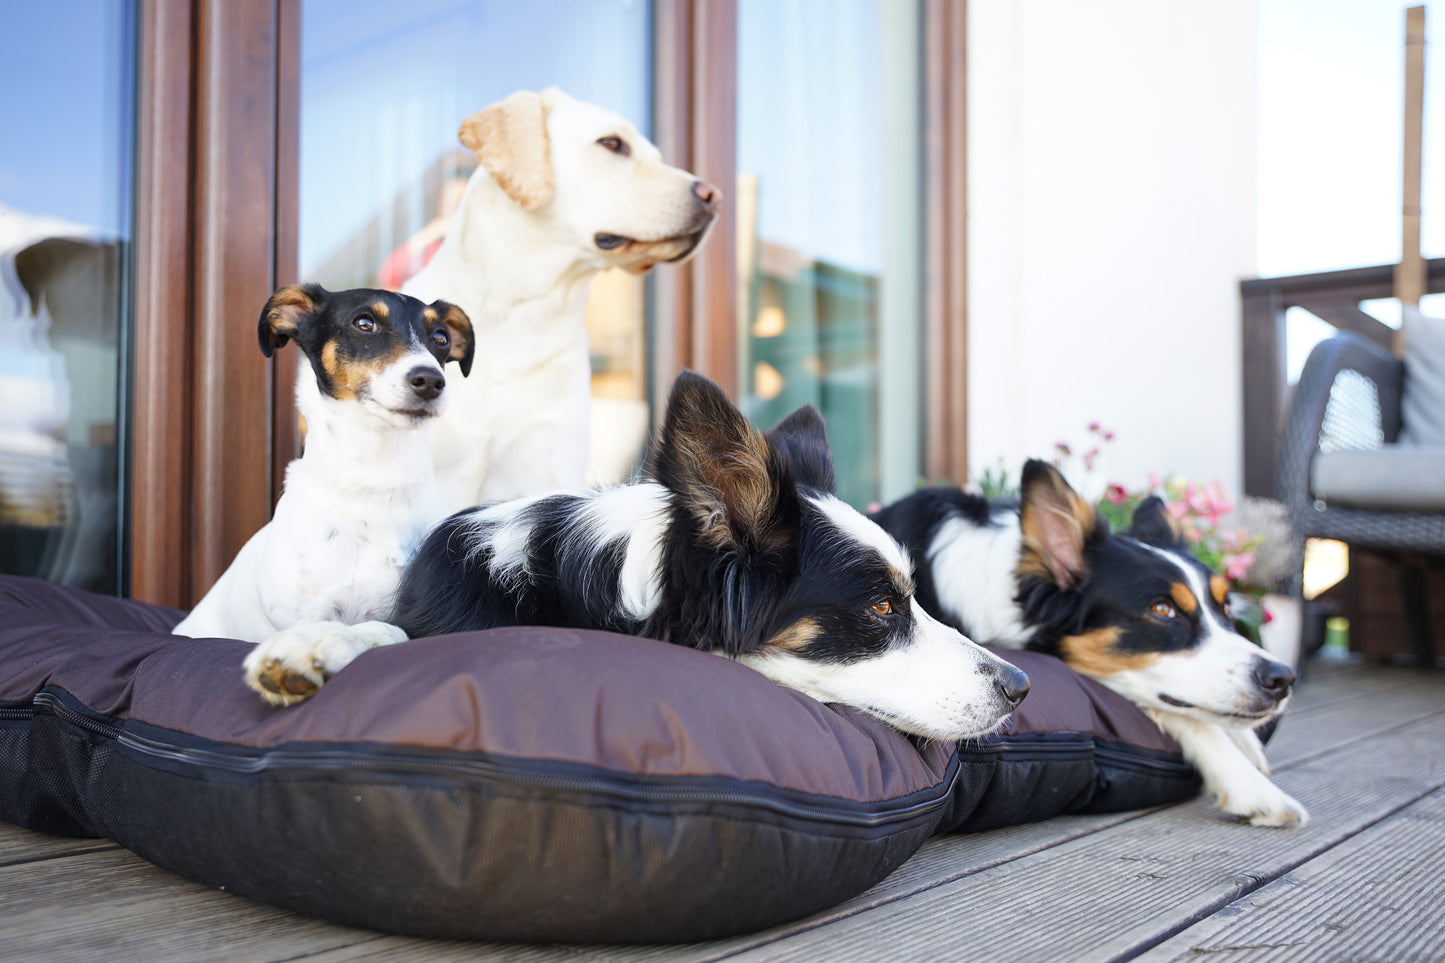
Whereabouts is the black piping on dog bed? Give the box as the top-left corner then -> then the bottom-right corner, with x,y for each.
0,575 -> 1204,943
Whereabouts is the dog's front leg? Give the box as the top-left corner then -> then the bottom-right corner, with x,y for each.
1151,711 -> 1309,827
1226,724 -> 1272,774
242,620 -> 408,706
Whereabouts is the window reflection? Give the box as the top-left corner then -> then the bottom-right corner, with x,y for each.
737,0 -> 923,509
0,2 -> 135,594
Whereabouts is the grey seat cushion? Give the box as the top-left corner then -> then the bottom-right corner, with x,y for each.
1311,445 -> 1445,511
1401,308 -> 1445,448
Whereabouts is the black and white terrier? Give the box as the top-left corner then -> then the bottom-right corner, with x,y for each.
172,284 -> 474,706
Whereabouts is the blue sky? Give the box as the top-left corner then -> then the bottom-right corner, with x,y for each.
0,0 -> 133,236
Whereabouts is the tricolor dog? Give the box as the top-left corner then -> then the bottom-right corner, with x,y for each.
377,371 -> 1029,742
873,460 -> 1307,826
172,284 -> 474,705
403,87 -> 719,510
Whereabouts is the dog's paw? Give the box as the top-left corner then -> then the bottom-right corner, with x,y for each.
1216,778 -> 1309,828
243,621 -> 409,707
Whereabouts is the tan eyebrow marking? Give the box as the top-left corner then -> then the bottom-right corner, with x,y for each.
369,301 -> 390,318
1169,582 -> 1199,616
1209,575 -> 1229,606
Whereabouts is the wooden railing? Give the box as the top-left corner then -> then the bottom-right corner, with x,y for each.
1239,256 -> 1445,499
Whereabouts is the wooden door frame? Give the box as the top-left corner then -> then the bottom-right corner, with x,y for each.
131,0 -> 298,607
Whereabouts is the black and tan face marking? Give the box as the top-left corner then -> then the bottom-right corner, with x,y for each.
651,372 -> 922,665
1015,461 -> 1239,673
1059,627 -> 1161,677
257,284 -> 474,412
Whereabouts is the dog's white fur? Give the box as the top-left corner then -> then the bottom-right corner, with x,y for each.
403,87 -> 717,510
173,297 -> 463,704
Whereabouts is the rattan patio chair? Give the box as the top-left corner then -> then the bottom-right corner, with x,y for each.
1279,330 -> 1445,664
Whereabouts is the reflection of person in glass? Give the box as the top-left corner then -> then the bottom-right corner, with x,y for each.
376,174 -> 470,291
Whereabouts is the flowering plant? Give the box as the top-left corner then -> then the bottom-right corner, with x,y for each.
1096,475 -> 1263,582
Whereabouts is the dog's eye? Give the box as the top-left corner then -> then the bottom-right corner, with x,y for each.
353,315 -> 376,333
431,328 -> 449,349
871,599 -> 893,617
596,136 -> 630,157
1149,600 -> 1178,619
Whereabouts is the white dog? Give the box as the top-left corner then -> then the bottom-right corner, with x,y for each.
172,284 -> 474,705
403,87 -> 719,511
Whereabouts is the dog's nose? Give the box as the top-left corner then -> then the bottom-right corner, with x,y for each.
408,366 -> 446,401
996,666 -> 1030,708
1251,658 -> 1296,699
691,179 -> 721,214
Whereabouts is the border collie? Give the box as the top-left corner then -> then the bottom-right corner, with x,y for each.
388,371 -> 1029,741
172,284 -> 475,706
872,460 -> 1307,826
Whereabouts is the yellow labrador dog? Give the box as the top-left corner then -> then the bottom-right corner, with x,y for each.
404,87 -> 719,510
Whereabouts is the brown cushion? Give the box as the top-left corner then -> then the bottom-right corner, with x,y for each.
0,574 -> 1199,943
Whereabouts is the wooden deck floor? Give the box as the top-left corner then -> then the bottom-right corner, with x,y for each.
4,657 -> 1443,962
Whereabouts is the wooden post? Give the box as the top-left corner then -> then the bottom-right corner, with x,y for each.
1396,5 -> 1426,356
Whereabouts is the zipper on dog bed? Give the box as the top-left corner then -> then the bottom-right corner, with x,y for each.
0,703 -> 33,722
30,689 -> 959,831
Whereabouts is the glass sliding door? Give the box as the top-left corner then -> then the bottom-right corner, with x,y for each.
297,0 -> 655,483
736,0 -> 923,509
0,1 -> 136,594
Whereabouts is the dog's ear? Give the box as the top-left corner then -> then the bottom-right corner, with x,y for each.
766,405 -> 836,494
1016,459 -> 1106,590
258,284 -> 325,357
431,300 -> 475,377
1127,495 -> 1182,548
651,370 -> 800,556
458,90 -> 554,212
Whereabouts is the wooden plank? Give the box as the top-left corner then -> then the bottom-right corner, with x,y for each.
683,711 -> 1445,962
0,847 -> 385,961
1138,786 -> 1445,962
1288,660 -> 1409,711
304,936 -> 597,962
1267,674 -> 1445,766
0,822 -> 115,867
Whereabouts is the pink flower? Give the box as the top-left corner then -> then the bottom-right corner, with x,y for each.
1105,484 -> 1130,505
1103,431 -> 1115,441
1055,442 -> 1072,457
1184,525 -> 1204,543
1088,421 -> 1101,432
1166,500 -> 1190,521
1224,551 -> 1255,581
1263,607 -> 1274,625
866,501 -> 882,514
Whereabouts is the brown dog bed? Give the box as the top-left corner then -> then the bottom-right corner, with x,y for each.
0,574 -> 1200,943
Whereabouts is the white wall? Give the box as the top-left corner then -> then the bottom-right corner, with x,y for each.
967,0 -> 1258,501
